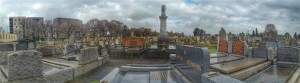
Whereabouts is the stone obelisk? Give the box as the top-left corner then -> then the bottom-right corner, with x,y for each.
158,5 -> 169,49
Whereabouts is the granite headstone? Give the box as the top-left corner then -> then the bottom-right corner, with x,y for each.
174,45 -> 210,83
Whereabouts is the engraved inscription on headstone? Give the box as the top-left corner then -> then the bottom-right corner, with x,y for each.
175,45 -> 210,83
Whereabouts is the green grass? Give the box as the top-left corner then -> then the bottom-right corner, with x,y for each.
90,80 -> 100,83
208,47 -> 217,53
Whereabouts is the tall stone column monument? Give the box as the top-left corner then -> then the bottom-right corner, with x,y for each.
158,5 -> 169,49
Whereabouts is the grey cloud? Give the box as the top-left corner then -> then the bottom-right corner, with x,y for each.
0,0 -> 299,35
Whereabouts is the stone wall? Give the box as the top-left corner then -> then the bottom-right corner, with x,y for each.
0,51 -> 14,64
78,47 -> 99,65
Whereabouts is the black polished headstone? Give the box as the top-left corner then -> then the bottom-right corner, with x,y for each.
277,47 -> 299,62
174,45 -> 210,83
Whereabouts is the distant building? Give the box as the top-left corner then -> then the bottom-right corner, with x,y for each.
53,17 -> 82,37
9,16 -> 44,39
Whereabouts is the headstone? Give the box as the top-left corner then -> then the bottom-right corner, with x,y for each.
232,41 -> 245,55
277,47 -> 299,62
64,45 -> 75,55
228,41 -> 233,54
218,40 -> 228,53
174,45 -> 210,83
28,42 -> 36,50
252,47 -> 268,58
16,41 -> 28,51
64,33 -> 76,55
78,47 -> 99,65
37,46 -> 53,57
219,28 -> 227,40
277,39 -> 286,47
265,42 -> 277,52
0,50 -> 42,80
0,44 -> 14,51
291,39 -> 298,47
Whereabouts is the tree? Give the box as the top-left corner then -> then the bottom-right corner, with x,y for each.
86,19 -> 101,39
229,32 -> 232,36
122,25 -> 130,38
294,32 -> 297,39
0,27 -> 4,34
252,30 -> 255,37
45,19 -> 54,39
255,28 -> 258,37
193,28 -> 200,36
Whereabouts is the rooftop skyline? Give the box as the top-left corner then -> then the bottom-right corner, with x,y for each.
0,0 -> 299,35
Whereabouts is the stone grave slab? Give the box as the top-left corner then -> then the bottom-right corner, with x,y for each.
245,64 -> 297,83
210,56 -> 243,64
277,47 -> 299,62
210,58 -> 267,74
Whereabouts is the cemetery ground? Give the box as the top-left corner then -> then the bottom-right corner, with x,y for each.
67,58 -> 169,83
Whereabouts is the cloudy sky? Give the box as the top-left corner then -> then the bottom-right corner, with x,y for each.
0,0 -> 299,35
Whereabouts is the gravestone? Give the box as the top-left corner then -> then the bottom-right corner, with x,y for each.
218,40 -> 228,53
64,33 -> 76,55
252,47 -> 268,58
16,41 -> 28,51
174,45 -> 210,83
277,39 -> 286,47
37,46 -> 53,57
265,42 -> 277,52
78,47 -> 99,65
228,41 -> 233,54
0,50 -> 42,80
0,44 -> 14,51
64,45 -> 75,55
28,42 -> 36,50
277,47 -> 299,62
291,39 -> 298,47
232,41 -> 245,55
